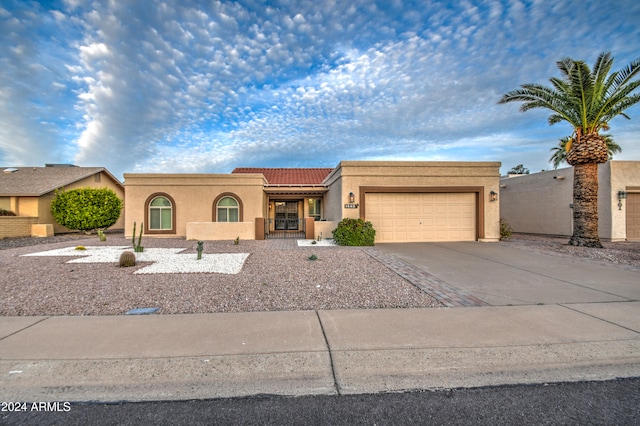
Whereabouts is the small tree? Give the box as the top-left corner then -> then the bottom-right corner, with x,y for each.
508,164 -> 529,175
51,187 -> 123,232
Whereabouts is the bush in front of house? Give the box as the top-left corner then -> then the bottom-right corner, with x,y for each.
332,218 -> 376,246
0,208 -> 16,216
500,218 -> 513,240
51,187 -> 123,232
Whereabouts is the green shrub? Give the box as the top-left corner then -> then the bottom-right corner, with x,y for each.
51,187 -> 123,232
332,218 -> 376,246
307,254 -> 318,261
0,208 -> 16,216
500,218 -> 513,240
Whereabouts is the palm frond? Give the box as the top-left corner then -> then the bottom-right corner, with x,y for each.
612,57 -> 640,89
500,52 -> 640,152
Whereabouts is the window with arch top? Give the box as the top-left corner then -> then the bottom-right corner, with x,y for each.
217,196 -> 239,222
149,196 -> 173,230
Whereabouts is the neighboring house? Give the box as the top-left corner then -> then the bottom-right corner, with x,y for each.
124,161 -> 502,243
500,161 -> 640,241
0,164 -> 125,238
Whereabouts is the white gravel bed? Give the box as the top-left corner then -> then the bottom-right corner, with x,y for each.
23,246 -> 249,274
1,235 -> 442,316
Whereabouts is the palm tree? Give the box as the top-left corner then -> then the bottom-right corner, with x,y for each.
499,52 -> 640,247
549,134 -> 622,169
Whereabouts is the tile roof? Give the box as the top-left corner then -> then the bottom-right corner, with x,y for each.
0,166 -> 123,196
232,168 -> 333,185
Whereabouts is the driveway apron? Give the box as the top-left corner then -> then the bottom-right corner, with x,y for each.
374,242 -> 640,306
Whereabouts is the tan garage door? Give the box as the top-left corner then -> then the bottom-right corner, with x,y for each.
627,193 -> 640,241
366,193 -> 476,242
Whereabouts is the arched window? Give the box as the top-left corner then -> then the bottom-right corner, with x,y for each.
149,196 -> 173,230
217,196 -> 239,222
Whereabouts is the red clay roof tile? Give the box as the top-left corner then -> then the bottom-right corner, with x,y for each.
232,168 -> 333,185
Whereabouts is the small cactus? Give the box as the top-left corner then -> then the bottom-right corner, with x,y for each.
307,254 -> 318,261
119,251 -> 136,267
197,240 -> 204,260
234,236 -> 240,245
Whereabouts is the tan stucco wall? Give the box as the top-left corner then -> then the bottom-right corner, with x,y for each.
500,168 -> 574,237
314,221 -> 339,240
325,161 -> 502,241
124,173 -> 266,238
0,216 -> 38,238
499,161 -> 640,241
609,161 -> 640,241
186,222 -> 255,240
0,197 -> 10,211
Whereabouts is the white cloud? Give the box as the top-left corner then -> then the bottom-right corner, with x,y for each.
0,0 -> 639,179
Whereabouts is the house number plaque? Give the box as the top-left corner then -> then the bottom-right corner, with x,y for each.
344,203 -> 359,209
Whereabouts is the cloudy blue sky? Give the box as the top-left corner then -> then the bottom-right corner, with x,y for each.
1,0 -> 639,180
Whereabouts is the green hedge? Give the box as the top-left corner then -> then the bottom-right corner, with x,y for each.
51,187 -> 123,232
332,218 -> 376,246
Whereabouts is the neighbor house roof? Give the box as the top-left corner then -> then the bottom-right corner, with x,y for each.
0,165 -> 123,196
231,168 -> 333,185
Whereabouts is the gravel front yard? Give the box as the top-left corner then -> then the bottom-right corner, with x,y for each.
0,235 -> 443,316
1,233 -> 638,316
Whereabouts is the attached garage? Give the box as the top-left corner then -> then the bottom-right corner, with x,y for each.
364,189 -> 480,243
627,192 -> 640,241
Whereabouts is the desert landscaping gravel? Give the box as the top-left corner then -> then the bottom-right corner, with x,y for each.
1,233 -> 638,316
0,235 -> 443,316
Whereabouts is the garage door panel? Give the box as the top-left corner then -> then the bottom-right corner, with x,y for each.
627,193 -> 640,240
366,192 -> 476,243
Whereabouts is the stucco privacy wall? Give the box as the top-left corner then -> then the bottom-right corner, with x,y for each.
499,168 -> 574,237
0,216 -> 38,238
499,161 -> 640,241
324,161 -> 502,241
124,173 -> 267,238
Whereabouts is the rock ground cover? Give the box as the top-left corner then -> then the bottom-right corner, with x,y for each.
0,235 -> 442,316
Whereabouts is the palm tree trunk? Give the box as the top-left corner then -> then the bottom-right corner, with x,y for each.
569,163 -> 603,247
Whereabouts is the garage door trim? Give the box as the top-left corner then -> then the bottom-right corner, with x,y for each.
359,186 -> 485,240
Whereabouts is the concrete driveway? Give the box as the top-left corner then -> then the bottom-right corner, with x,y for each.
374,242 -> 640,306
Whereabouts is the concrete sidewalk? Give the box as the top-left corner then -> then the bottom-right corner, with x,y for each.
2,303 -> 640,402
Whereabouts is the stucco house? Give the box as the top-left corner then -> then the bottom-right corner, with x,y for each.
499,161 -> 640,241
124,161 -> 502,243
0,164 -> 125,238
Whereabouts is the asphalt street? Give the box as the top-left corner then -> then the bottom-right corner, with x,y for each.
2,378 -> 639,425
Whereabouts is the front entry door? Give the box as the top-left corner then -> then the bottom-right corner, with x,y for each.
275,201 -> 299,230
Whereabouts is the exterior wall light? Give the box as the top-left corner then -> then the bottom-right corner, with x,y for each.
344,192 -> 359,209
489,190 -> 498,202
618,190 -> 627,210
